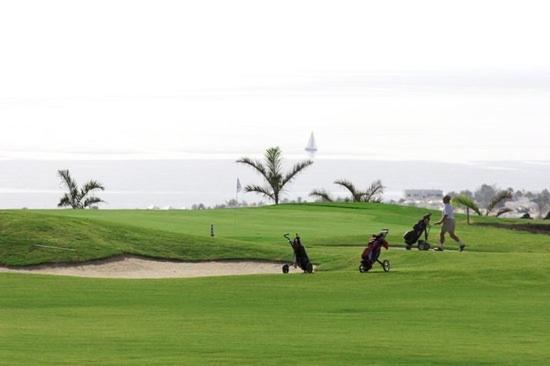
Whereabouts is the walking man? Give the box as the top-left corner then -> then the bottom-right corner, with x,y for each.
434,195 -> 466,252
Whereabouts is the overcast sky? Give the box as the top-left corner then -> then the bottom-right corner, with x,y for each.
1,0 -> 549,162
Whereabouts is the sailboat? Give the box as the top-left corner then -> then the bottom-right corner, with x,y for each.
305,132 -> 318,157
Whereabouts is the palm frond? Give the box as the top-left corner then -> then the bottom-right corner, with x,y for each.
264,147 -> 283,178
363,180 -> 384,203
57,169 -> 77,192
81,180 -> 105,201
283,160 -> 314,186
452,195 -> 482,215
496,207 -> 513,217
236,157 -> 268,181
244,185 -> 275,201
57,169 -> 80,207
57,193 -> 73,208
82,196 -> 104,208
486,190 -> 513,216
309,189 -> 333,202
334,179 -> 363,202
264,147 -> 284,193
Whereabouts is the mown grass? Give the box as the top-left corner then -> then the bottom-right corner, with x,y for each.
1,251 -> 549,365
1,203 -> 550,365
11,203 -> 550,254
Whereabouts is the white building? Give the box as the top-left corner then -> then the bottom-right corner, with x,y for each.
404,189 -> 444,201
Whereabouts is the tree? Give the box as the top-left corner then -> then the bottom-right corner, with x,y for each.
474,184 -> 497,208
225,199 -> 239,208
363,180 -> 384,203
472,184 -> 513,216
485,190 -> 513,216
513,190 -> 525,200
459,190 -> 474,199
334,179 -> 384,203
57,170 -> 105,209
447,190 -> 473,200
452,195 -> 482,224
236,147 -> 313,205
533,189 -> 550,218
334,179 -> 364,202
309,189 -> 333,202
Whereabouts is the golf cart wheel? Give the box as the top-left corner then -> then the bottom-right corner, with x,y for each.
423,243 -> 431,251
418,241 -> 425,250
305,262 -> 314,274
282,264 -> 290,274
405,245 -> 412,251
359,264 -> 366,273
382,260 -> 391,272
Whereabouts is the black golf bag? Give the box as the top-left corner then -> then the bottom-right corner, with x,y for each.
403,214 -> 432,250
282,234 -> 314,274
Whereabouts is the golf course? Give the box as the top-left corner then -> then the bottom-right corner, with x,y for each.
1,203 -> 549,365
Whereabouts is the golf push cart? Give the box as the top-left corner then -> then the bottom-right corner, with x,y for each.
282,233 -> 314,274
359,229 -> 391,273
403,213 -> 432,251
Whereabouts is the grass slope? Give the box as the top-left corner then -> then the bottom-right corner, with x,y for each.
1,203 -> 550,365
12,203 -> 550,256
1,252 -> 549,365
4,203 -> 550,269
0,211 -> 286,266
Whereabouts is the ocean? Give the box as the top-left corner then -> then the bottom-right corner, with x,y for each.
0,159 -> 549,209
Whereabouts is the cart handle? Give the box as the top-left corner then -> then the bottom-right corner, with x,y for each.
283,233 -> 293,244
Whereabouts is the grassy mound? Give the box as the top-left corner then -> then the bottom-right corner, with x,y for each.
0,211 -> 286,266
2,203 -> 550,267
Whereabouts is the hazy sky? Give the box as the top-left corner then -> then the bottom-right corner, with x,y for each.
1,0 -> 549,162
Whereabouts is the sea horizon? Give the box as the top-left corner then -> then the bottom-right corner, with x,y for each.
1,158 -> 549,209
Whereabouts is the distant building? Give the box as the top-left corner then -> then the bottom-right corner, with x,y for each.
404,189 -> 443,201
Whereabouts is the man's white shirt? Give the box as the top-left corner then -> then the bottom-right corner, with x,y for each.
443,203 -> 455,220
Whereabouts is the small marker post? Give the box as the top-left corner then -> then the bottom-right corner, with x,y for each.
210,224 -> 215,237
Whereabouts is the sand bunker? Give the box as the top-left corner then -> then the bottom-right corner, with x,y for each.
0,256 -> 306,279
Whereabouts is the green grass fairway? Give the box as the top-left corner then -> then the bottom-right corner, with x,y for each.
1,204 -> 550,365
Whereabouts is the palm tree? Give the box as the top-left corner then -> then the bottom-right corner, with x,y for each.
57,170 -> 105,209
452,195 -> 481,224
485,190 -> 513,216
236,147 -> 313,205
334,179 -> 384,203
309,189 -> 333,202
363,180 -> 385,203
334,179 -> 364,202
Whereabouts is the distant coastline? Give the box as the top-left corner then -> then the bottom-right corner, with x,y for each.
1,159 -> 549,209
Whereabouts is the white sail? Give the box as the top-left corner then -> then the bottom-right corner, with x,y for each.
305,132 -> 318,156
